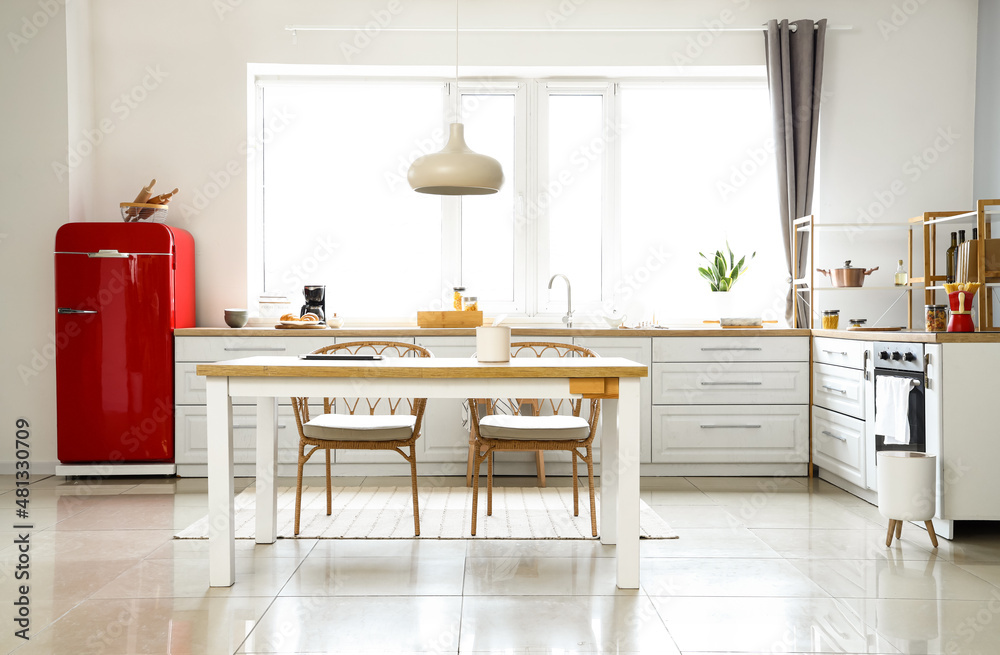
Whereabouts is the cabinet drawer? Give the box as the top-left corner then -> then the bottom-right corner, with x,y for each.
653,336 -> 807,363
652,362 -> 808,405
651,405 -> 808,463
175,363 -> 277,405
813,362 -> 866,420
174,404 -> 305,465
813,337 -> 868,370
812,406 -> 865,488
175,336 -> 341,362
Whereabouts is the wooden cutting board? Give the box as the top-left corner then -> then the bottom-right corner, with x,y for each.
274,323 -> 329,330
417,311 -> 484,328
846,326 -> 905,331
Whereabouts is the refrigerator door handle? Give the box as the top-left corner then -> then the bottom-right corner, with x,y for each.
87,249 -> 130,258
58,308 -> 98,314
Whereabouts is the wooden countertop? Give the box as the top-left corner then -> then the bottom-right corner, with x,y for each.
810,329 -> 1000,343
176,327 -> 811,338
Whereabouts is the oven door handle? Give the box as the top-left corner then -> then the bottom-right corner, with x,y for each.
924,353 -> 930,390
863,349 -> 870,381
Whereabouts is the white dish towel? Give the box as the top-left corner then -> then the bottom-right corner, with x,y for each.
875,376 -> 912,445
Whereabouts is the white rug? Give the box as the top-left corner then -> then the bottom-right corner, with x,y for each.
175,486 -> 677,540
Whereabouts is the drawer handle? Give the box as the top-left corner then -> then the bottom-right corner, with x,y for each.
224,347 -> 287,352
821,430 -> 847,442
700,424 -> 762,429
822,349 -> 848,356
233,424 -> 287,429
821,385 -> 848,394
700,347 -> 762,351
700,381 -> 763,386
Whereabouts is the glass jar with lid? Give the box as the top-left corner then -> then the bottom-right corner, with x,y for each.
925,305 -> 947,332
462,296 -> 478,311
848,318 -> 867,329
822,309 -> 840,329
452,286 -> 465,311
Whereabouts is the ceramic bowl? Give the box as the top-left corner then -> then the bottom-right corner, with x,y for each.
603,313 -> 627,329
224,308 -> 249,328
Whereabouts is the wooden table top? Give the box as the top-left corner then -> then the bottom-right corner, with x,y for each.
197,356 -> 648,379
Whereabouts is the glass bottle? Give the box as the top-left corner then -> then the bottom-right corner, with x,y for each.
894,260 -> 908,286
946,232 -> 958,284
959,229 -> 966,244
973,227 -> 979,241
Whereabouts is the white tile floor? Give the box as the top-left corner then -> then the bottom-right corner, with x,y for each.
3,473 -> 1000,654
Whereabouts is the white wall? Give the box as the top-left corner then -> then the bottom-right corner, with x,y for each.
0,0 -> 982,468
1,0 -> 69,469
975,0 -> 1000,198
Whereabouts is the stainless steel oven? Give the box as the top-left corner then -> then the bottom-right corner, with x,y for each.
868,341 -> 926,490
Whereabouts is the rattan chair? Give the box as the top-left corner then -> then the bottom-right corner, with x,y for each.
289,341 -> 432,536
467,342 -> 601,536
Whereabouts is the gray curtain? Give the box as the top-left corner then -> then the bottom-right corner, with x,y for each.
765,18 -> 827,327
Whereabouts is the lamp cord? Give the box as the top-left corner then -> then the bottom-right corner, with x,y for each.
454,0 -> 459,120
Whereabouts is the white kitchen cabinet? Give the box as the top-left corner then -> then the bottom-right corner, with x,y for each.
810,339 -> 873,491
652,405 -> 808,464
650,336 -> 810,474
813,362 -> 866,420
574,336 -> 652,464
812,405 -> 866,488
652,362 -> 809,405
654,336 -> 807,362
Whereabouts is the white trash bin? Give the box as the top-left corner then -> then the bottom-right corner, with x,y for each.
876,451 -> 938,548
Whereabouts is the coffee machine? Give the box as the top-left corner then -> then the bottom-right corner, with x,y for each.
301,285 -> 326,324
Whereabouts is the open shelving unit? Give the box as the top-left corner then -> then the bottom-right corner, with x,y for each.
792,214 -> 914,329
910,199 -> 999,332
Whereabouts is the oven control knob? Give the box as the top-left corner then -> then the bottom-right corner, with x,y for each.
904,352 -> 916,362
891,351 -> 902,361
879,351 -> 890,360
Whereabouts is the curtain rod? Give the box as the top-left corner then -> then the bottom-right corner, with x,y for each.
284,25 -> 851,34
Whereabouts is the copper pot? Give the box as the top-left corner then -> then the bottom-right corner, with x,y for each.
816,260 -> 879,287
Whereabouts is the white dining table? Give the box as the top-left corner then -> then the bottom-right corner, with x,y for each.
197,355 -> 647,589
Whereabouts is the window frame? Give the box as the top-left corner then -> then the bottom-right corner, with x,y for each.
248,68 -> 773,323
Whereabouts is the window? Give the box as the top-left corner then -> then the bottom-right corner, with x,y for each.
253,72 -> 784,324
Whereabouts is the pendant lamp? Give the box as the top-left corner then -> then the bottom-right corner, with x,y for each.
408,1 -> 504,195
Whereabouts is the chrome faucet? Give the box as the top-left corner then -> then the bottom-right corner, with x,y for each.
548,274 -> 573,327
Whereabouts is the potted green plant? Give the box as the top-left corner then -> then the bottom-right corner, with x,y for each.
698,242 -> 756,292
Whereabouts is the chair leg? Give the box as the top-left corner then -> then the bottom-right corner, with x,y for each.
325,447 -> 332,516
535,451 -> 546,487
925,520 -> 939,548
572,450 -> 579,516
471,449 -> 482,536
487,450 -> 494,517
409,445 -> 420,537
295,444 -> 307,536
885,519 -> 896,547
466,440 -> 476,487
586,446 -> 597,537
895,520 -> 903,539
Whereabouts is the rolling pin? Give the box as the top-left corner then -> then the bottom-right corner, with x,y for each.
132,179 -> 156,204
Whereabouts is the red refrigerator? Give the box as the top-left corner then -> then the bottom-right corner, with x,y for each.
54,222 -> 195,470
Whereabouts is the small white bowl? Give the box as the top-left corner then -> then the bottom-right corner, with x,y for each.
603,313 -> 627,329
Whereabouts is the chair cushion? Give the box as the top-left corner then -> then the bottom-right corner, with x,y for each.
303,413 -> 416,442
478,414 -> 591,441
